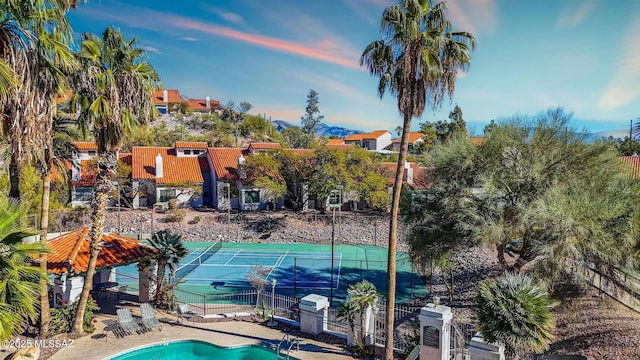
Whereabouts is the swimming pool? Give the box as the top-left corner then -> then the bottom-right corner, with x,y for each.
107,340 -> 298,360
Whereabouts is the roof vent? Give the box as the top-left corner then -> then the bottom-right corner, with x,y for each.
205,96 -> 210,108
162,89 -> 168,102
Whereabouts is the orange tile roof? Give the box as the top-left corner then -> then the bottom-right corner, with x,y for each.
248,142 -> 282,151
469,136 -> 484,145
72,160 -> 97,187
187,98 -> 221,112
175,141 -> 208,149
118,153 -> 132,166
207,148 -> 246,181
131,147 -> 208,184
379,162 -> 430,189
621,155 -> 640,179
50,160 -> 72,182
152,89 -> 181,104
40,228 -> 153,275
325,139 -> 345,145
72,142 -> 97,150
344,130 -> 390,141
326,144 -> 354,150
56,90 -> 73,103
391,132 -> 425,143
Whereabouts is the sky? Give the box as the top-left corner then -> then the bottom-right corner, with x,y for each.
66,0 -> 640,135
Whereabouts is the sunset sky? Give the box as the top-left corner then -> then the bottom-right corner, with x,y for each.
67,0 -> 639,135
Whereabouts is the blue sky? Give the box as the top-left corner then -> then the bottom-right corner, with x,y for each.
67,0 -> 640,135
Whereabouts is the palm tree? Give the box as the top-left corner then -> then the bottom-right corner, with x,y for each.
337,300 -> 359,345
360,1 -> 475,357
347,280 -> 381,347
0,198 -> 47,341
147,230 -> 187,305
0,0 -> 75,203
69,26 -> 160,334
37,111 -> 77,337
475,272 -> 557,359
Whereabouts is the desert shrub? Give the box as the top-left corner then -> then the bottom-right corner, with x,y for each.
189,215 -> 201,225
168,198 -> 179,210
165,208 -> 186,222
50,296 -> 100,335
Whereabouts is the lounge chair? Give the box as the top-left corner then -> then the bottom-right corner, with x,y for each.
140,303 -> 162,331
177,303 -> 195,325
116,308 -> 142,335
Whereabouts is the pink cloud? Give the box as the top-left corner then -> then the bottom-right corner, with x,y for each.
165,16 -> 360,70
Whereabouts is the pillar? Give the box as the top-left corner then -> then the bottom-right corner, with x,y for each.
299,294 -> 328,336
468,333 -> 505,360
138,261 -> 157,303
419,303 -> 452,360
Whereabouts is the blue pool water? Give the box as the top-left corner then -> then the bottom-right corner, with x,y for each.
108,340 -> 296,360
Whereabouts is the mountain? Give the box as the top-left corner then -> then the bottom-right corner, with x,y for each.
585,129 -> 629,141
271,120 -> 363,137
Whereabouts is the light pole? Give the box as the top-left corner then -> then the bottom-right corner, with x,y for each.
227,183 -> 231,240
268,278 -> 278,327
372,302 -> 379,359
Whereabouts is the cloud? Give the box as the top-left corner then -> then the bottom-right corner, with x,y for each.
140,45 -> 160,53
599,18 -> 640,110
556,0 -> 597,28
181,36 -> 198,42
444,0 -> 499,35
165,15 -> 361,69
205,7 -> 246,25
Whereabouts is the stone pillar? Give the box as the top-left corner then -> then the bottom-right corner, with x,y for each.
299,294 -> 329,336
468,333 -> 505,360
419,303 -> 452,360
138,262 -> 157,303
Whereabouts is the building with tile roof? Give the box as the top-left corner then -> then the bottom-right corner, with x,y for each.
247,142 -> 283,153
621,155 -> 640,179
186,97 -> 222,114
131,145 -> 210,208
152,89 -> 181,114
379,161 -> 429,189
39,227 -> 154,306
343,130 -> 392,152
390,132 -> 425,151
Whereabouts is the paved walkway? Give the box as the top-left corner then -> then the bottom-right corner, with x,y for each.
50,309 -> 353,360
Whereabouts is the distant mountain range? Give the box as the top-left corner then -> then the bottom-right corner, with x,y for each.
272,120 -> 630,142
272,120 -> 363,137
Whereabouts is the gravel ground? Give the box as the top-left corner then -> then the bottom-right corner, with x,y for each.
42,208 -> 640,359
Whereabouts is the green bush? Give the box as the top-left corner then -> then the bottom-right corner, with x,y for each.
165,208 -> 186,222
168,198 -> 178,210
190,215 -> 201,225
50,295 -> 100,335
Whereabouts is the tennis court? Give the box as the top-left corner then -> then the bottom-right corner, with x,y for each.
116,241 -> 426,304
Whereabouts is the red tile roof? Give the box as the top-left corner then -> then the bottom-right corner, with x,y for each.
72,142 -> 97,150
131,147 -> 208,184
391,132 -> 425,143
344,130 -> 390,141
187,98 -> 222,112
248,142 -> 282,151
152,89 -> 181,104
72,160 -> 97,187
621,155 -> 640,179
175,141 -> 208,149
118,153 -> 132,166
325,139 -> 345,146
207,148 -> 246,181
379,162 -> 429,189
40,228 -> 153,275
470,136 -> 484,145
56,90 -> 73,103
326,144 -> 355,150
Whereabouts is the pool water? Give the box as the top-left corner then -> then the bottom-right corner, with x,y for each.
108,340 -> 296,360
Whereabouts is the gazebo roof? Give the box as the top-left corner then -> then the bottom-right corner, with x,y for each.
41,228 -> 153,275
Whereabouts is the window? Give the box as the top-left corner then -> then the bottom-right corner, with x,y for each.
184,149 -> 191,155
158,189 -> 177,202
73,187 -> 93,202
242,190 -> 260,204
328,190 -> 341,208
88,150 -> 96,156
362,140 -> 370,149
193,149 -> 201,155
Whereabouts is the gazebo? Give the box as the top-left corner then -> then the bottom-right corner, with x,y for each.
39,228 -> 154,306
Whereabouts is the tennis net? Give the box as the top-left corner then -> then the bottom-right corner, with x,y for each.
175,240 -> 223,279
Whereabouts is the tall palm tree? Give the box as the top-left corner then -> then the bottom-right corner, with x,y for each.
37,111 -> 77,337
475,272 -> 557,359
337,300 -> 359,345
0,0 -> 76,203
347,280 -> 381,347
69,26 -> 159,334
360,1 -> 475,357
0,198 -> 47,341
147,230 -> 187,305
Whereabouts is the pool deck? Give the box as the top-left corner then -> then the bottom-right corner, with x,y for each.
49,309 -> 354,360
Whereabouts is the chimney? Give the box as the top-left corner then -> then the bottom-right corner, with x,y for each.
163,89 -> 168,102
71,158 -> 80,181
205,96 -> 210,109
238,154 -> 246,179
155,154 -> 164,178
404,162 -> 413,185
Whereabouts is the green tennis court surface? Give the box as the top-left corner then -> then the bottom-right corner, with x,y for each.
116,241 -> 427,304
